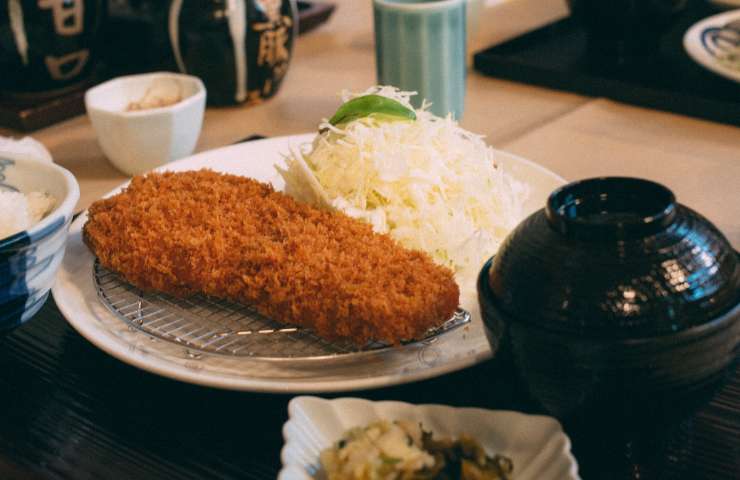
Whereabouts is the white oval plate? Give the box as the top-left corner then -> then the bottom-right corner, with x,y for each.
279,396 -> 580,479
52,134 -> 565,393
684,9 -> 740,84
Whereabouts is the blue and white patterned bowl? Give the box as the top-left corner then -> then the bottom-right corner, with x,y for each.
0,157 -> 79,332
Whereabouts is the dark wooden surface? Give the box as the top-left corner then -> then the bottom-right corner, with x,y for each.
0,295 -> 738,480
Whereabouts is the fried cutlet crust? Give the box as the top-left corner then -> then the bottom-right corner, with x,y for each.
83,170 -> 459,346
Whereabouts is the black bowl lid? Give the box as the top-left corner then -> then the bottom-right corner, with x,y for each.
486,177 -> 740,338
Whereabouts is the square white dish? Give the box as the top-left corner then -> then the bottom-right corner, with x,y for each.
279,396 -> 580,479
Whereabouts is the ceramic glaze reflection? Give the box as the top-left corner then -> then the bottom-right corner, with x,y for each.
0,0 -> 105,93
169,0 -> 298,105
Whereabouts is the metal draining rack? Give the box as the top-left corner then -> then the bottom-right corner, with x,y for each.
93,260 -> 471,359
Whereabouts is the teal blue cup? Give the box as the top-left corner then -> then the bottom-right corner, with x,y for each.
373,0 -> 467,119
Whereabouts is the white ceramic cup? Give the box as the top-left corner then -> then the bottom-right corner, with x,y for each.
85,72 -> 206,176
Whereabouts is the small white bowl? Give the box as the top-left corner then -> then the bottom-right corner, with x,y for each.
279,396 -> 580,480
0,157 -> 79,331
85,72 -> 206,176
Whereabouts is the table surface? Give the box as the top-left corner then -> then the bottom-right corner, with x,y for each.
0,0 -> 738,478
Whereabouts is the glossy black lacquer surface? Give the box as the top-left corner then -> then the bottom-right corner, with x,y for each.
488,177 -> 740,338
478,177 -> 740,478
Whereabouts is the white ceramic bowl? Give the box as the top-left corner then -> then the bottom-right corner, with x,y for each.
0,157 -> 79,331
280,396 -> 580,480
85,72 -> 206,176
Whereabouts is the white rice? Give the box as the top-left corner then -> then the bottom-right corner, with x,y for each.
0,190 -> 56,240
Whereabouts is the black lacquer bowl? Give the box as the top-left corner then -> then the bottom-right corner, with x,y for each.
477,177 -> 740,478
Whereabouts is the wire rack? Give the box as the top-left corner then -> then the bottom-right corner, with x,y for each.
93,260 -> 471,360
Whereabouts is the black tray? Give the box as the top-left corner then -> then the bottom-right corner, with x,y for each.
473,4 -> 740,126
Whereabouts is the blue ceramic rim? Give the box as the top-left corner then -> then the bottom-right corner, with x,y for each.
0,230 -> 29,251
0,221 -> 69,283
545,176 -> 677,240
477,255 -> 740,345
0,215 -> 67,253
0,158 -> 80,251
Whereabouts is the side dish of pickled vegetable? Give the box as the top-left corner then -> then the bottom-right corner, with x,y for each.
317,420 -> 513,480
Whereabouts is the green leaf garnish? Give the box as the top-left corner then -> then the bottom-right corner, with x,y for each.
328,94 -> 416,127
380,454 -> 402,465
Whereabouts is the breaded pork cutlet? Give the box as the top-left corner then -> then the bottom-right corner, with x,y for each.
83,170 -> 459,346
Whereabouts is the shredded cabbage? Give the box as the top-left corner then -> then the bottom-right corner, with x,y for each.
278,86 -> 529,279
